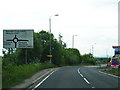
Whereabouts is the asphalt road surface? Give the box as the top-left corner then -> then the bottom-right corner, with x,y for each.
32,66 -> 119,89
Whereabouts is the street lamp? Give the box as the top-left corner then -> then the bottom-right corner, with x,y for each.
72,35 -> 77,48
91,43 -> 96,57
49,14 -> 59,63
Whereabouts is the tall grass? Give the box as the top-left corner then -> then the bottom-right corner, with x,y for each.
2,63 -> 55,88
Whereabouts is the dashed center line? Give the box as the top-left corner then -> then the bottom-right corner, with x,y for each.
80,74 -> 84,77
77,68 -> 90,84
77,68 -> 95,88
83,78 -> 90,84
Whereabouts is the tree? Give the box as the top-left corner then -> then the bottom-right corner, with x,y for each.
81,53 -> 96,65
64,48 -> 82,65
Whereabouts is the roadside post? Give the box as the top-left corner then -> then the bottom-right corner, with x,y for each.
3,29 -> 34,64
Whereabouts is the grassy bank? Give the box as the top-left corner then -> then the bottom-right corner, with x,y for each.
2,63 -> 55,88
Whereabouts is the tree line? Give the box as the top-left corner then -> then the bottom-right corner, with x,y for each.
2,30 -> 96,66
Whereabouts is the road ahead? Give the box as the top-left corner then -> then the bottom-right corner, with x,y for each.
32,66 -> 119,88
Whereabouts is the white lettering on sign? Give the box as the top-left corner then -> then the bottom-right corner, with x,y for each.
3,30 -> 34,48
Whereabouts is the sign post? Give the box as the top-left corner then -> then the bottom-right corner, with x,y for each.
3,29 -> 34,64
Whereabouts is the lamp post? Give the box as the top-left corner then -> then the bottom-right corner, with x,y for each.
49,14 -> 59,63
72,35 -> 77,48
91,43 -> 96,57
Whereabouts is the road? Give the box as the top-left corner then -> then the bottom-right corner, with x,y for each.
31,66 -> 119,89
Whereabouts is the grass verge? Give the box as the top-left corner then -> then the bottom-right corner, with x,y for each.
2,63 -> 55,88
96,66 -> 106,69
103,68 -> 120,76
96,66 -> 120,76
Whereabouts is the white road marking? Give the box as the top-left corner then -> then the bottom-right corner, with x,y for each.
77,68 -> 90,84
99,71 -> 120,78
32,70 -> 56,90
80,74 -> 84,77
78,68 -> 96,88
83,78 -> 90,84
77,68 -> 81,74
77,68 -> 84,77
32,69 -> 54,83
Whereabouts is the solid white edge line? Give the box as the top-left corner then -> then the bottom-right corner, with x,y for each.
83,78 -> 90,84
99,71 -> 120,78
32,70 -> 56,90
33,69 -> 53,83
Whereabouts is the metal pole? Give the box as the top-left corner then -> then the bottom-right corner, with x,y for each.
92,43 -> 96,57
49,14 -> 59,63
25,48 -> 27,64
72,35 -> 74,48
92,45 -> 94,55
49,18 -> 51,33
118,3 -> 120,60
72,35 -> 77,48
49,17 -> 52,63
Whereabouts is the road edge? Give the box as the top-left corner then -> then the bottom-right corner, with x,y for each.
11,67 -> 59,88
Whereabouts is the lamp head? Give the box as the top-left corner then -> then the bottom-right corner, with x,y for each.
55,14 -> 59,16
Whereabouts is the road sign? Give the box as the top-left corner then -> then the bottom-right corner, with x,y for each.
47,55 -> 53,57
3,30 -> 34,48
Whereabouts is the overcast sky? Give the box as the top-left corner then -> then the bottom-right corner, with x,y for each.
0,0 -> 119,57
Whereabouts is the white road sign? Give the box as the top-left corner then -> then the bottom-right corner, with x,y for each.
3,30 -> 34,48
